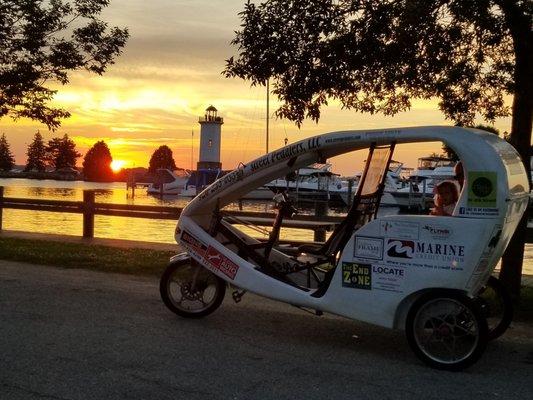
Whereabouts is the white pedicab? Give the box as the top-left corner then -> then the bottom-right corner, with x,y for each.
160,126 -> 529,371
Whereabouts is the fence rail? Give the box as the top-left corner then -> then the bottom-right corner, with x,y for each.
3,186 -> 531,244
0,187 -> 342,242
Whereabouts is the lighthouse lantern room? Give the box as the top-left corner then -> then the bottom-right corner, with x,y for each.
197,105 -> 223,170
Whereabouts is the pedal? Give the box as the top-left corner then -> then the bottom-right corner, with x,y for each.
232,289 -> 246,303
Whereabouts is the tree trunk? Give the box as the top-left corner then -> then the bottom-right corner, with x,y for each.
499,3 -> 532,299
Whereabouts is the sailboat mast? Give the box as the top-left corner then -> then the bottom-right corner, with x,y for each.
191,129 -> 194,171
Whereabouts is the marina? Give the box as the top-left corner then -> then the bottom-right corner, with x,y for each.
123,106 -> 467,212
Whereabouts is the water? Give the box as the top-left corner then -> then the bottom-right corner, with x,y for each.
0,178 -> 313,245
1,178 -> 532,274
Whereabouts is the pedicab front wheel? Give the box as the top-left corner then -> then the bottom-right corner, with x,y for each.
160,256 -> 226,318
406,290 -> 488,371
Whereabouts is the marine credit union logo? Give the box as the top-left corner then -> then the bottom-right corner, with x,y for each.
386,239 -> 415,259
386,238 -> 465,261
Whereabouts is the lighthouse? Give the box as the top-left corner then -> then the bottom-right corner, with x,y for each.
197,105 -> 223,170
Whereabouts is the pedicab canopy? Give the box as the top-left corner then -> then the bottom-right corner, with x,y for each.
183,126 -> 529,222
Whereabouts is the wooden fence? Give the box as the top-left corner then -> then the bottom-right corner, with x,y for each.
2,186 -> 531,243
0,187 -> 342,243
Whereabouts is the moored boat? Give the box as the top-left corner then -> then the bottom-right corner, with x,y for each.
147,169 -> 190,195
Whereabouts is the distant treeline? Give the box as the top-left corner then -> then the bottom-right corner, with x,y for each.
0,132 -> 181,182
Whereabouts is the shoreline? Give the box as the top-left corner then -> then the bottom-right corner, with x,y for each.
0,171 -> 126,182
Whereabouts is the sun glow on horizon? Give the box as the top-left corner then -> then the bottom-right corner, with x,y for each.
111,159 -> 126,172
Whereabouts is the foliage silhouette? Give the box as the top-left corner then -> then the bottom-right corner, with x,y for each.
225,0 -> 532,295
46,134 -> 81,170
25,131 -> 47,172
149,145 -> 177,174
83,140 -> 114,182
0,0 -> 129,129
0,133 -> 15,171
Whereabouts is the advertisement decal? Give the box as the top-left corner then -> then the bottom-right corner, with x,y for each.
354,236 -> 383,260
204,246 -> 240,280
181,231 -> 208,258
421,224 -> 452,239
342,263 -> 371,290
467,171 -> 497,208
372,265 -> 405,293
380,221 -> 419,240
466,225 -> 502,289
386,239 -> 415,258
385,239 -> 465,270
459,207 -> 499,217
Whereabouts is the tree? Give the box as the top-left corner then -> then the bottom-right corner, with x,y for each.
25,131 -> 47,172
0,0 -> 129,130
225,0 -> 532,296
46,134 -> 81,170
0,133 -> 15,171
148,145 -> 177,174
82,140 -> 113,182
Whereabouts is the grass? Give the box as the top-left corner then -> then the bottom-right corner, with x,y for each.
0,237 -> 175,276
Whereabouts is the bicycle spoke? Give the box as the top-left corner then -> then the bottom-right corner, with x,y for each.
413,296 -> 482,367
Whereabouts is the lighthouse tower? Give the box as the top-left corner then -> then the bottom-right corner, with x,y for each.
197,105 -> 223,170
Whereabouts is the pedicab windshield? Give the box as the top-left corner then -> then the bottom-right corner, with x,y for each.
360,144 -> 395,196
317,143 -> 395,258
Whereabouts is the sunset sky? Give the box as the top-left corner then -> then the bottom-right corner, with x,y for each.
0,0 -> 513,175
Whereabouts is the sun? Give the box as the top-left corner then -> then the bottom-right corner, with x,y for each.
110,160 -> 125,172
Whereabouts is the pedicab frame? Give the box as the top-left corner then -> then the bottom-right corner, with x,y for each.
161,126 -> 529,370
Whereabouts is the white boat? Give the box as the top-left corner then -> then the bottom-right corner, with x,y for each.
380,160 -> 409,207
179,169 -> 223,198
344,160 -> 406,207
389,156 -> 457,209
147,169 -> 190,195
240,186 -> 276,200
264,163 -> 349,203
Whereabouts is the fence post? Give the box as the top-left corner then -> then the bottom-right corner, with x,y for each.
127,170 -> 135,199
314,200 -> 328,242
420,179 -> 428,211
0,186 -> 3,231
347,179 -> 354,206
83,190 -> 95,238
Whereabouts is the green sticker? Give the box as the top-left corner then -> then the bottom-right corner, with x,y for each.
468,171 -> 497,207
342,262 -> 371,290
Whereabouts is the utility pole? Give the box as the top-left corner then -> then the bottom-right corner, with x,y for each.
266,78 -> 269,154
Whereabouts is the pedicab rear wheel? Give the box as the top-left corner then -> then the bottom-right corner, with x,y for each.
160,257 -> 226,318
406,290 -> 488,371
476,276 -> 513,341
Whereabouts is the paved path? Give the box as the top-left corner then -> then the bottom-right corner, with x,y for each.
1,261 -> 532,400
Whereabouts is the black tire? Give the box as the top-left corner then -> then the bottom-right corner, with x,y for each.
476,276 -> 513,341
406,290 -> 488,371
160,256 -> 226,318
